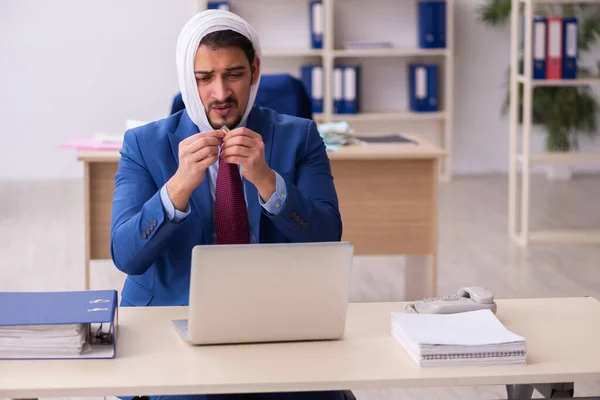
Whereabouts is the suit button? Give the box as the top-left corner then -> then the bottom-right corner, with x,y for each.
290,211 -> 297,218
302,222 -> 308,228
152,220 -> 157,227
141,232 -> 147,239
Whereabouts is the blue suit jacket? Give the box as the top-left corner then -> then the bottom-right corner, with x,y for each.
110,105 -> 342,307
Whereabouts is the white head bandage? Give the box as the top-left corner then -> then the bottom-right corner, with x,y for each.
176,9 -> 262,132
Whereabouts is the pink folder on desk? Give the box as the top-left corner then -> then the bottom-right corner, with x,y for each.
57,138 -> 122,151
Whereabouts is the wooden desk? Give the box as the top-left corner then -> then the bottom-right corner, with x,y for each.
2,298 -> 600,398
77,135 -> 446,298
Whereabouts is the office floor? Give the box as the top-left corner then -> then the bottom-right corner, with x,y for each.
1,173 -> 600,399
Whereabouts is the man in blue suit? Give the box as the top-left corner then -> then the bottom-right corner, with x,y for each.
110,8 -> 343,400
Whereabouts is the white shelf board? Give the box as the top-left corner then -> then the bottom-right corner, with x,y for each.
517,74 -> 600,87
333,48 -> 448,58
517,152 -> 600,165
327,111 -> 447,122
528,229 -> 600,244
520,0 -> 600,3
262,49 -> 323,57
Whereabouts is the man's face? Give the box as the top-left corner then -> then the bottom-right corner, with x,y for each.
194,44 -> 259,130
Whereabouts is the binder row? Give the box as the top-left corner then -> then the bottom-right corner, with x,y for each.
418,0 -> 447,49
300,63 -> 440,115
210,1 -> 442,115
208,1 -> 324,49
301,65 -> 360,114
530,16 -> 578,80
211,1 -> 446,51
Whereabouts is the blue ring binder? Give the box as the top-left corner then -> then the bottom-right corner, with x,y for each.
0,289 -> 118,359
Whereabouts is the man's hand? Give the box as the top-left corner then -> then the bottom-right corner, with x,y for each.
221,127 -> 276,201
166,130 -> 225,210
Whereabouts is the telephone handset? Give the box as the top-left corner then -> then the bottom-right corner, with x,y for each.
405,286 -> 497,314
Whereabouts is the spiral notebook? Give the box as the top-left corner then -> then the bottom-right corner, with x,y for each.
390,309 -> 526,367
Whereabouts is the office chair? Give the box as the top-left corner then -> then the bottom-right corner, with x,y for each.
170,92 -> 185,115
169,73 -> 313,120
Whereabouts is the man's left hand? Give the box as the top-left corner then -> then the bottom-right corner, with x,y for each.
221,127 -> 276,201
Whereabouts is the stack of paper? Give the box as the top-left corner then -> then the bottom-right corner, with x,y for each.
0,324 -> 90,358
317,121 -> 352,152
391,309 -> 526,367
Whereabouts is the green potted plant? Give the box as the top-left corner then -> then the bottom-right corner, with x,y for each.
478,1 -> 600,179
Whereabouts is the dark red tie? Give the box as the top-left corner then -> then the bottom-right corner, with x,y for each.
215,157 -> 249,244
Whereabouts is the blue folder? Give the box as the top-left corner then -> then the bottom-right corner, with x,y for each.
532,15 -> 547,79
0,289 -> 118,359
562,17 -> 578,79
310,0 -> 324,49
409,64 -> 439,112
418,1 -> 445,49
434,1 -> 446,48
207,1 -> 230,11
301,65 -> 324,113
332,66 -> 344,114
340,65 -> 360,114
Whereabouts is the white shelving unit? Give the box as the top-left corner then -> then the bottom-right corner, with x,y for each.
323,111 -> 448,122
199,0 -> 454,180
261,49 -> 324,58
508,0 -> 600,245
332,48 -> 449,58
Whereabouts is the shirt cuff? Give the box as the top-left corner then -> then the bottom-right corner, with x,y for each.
259,171 -> 287,215
160,184 -> 190,223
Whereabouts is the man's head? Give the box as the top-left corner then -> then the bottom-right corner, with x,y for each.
195,30 -> 260,130
176,10 -> 262,132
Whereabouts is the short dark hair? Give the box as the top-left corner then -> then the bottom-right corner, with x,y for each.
199,29 -> 256,66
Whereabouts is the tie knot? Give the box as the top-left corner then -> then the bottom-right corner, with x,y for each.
219,156 -> 236,170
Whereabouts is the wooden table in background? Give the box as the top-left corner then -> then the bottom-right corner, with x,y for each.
77,134 -> 446,299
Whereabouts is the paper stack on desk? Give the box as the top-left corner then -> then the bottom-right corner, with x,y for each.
391,309 -> 526,367
0,324 -> 89,358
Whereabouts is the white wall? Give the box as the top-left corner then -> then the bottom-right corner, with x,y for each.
0,0 -> 199,180
1,0 -> 599,180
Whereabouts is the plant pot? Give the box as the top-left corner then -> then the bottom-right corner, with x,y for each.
545,164 -> 573,182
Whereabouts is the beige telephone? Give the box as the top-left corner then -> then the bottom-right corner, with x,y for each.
405,286 -> 497,314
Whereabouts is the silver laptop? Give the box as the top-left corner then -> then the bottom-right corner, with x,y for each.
171,242 -> 354,345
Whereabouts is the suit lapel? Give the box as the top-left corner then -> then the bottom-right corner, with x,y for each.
244,106 -> 274,243
168,111 -> 213,242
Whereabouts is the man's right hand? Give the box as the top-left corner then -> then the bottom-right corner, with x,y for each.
166,130 -> 225,211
